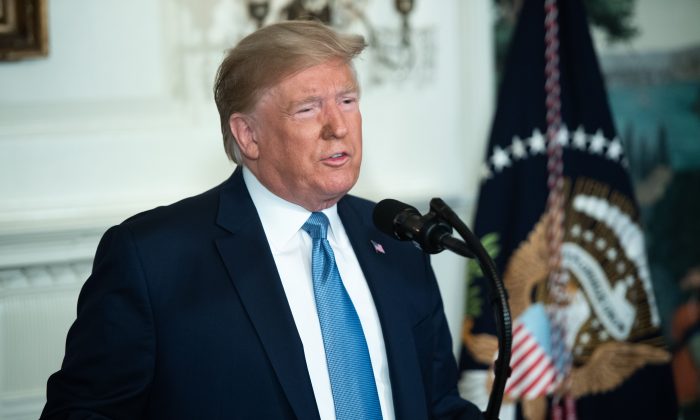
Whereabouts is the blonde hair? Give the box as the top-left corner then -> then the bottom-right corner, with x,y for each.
213,20 -> 367,163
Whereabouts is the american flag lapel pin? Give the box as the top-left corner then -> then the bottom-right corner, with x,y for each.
370,240 -> 385,254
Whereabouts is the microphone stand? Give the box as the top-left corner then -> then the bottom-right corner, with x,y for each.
429,198 -> 512,420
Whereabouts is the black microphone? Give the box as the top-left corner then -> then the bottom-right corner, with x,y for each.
377,198 -> 506,419
372,198 -> 454,254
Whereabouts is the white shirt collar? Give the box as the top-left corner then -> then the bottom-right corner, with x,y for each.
242,167 -> 344,252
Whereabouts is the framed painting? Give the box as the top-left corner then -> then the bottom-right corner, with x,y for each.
0,0 -> 48,60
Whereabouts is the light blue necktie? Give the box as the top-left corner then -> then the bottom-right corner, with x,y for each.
302,212 -> 383,420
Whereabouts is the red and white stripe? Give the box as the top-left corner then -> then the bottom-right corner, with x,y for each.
504,322 -> 557,399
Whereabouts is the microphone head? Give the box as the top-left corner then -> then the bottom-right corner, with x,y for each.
373,199 -> 420,240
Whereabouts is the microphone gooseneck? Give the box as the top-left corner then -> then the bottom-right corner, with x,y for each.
372,197 -> 512,420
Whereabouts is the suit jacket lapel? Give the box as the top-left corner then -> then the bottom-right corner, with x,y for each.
215,168 -> 320,420
338,198 -> 428,420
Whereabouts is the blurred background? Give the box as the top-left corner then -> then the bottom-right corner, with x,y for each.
0,0 -> 698,419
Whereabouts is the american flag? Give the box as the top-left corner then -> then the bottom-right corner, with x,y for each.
459,0 -> 677,417
371,240 -> 385,254
504,304 -> 557,399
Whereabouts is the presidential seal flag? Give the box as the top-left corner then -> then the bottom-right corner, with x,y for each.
458,0 -> 677,418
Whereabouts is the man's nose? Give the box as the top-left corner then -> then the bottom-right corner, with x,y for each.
321,105 -> 348,140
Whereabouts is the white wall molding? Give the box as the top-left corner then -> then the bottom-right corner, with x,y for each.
0,227 -> 102,269
0,255 -> 94,420
0,100 -> 190,138
0,392 -> 48,420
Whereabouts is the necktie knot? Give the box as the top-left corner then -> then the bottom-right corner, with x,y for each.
302,212 -> 329,240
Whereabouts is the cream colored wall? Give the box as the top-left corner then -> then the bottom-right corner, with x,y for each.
0,1 -> 494,418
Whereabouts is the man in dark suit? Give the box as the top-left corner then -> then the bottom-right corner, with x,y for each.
41,20 -> 483,420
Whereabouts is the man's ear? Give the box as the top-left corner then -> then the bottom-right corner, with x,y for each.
229,113 -> 259,160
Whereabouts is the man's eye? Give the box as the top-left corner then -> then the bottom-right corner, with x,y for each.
296,105 -> 316,115
342,98 -> 357,105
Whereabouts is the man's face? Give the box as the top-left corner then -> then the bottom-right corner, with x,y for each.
242,59 -> 362,211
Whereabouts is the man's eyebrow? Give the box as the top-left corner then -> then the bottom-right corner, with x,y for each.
338,83 -> 360,96
288,95 -> 323,109
286,83 -> 360,109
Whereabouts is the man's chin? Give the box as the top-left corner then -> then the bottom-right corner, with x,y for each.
307,187 -> 355,211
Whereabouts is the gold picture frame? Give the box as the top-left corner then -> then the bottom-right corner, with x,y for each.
0,0 -> 48,60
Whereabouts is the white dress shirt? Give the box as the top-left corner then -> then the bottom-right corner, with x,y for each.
243,168 -> 395,420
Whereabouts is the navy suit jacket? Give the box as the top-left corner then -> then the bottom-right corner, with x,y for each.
42,167 -> 482,419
